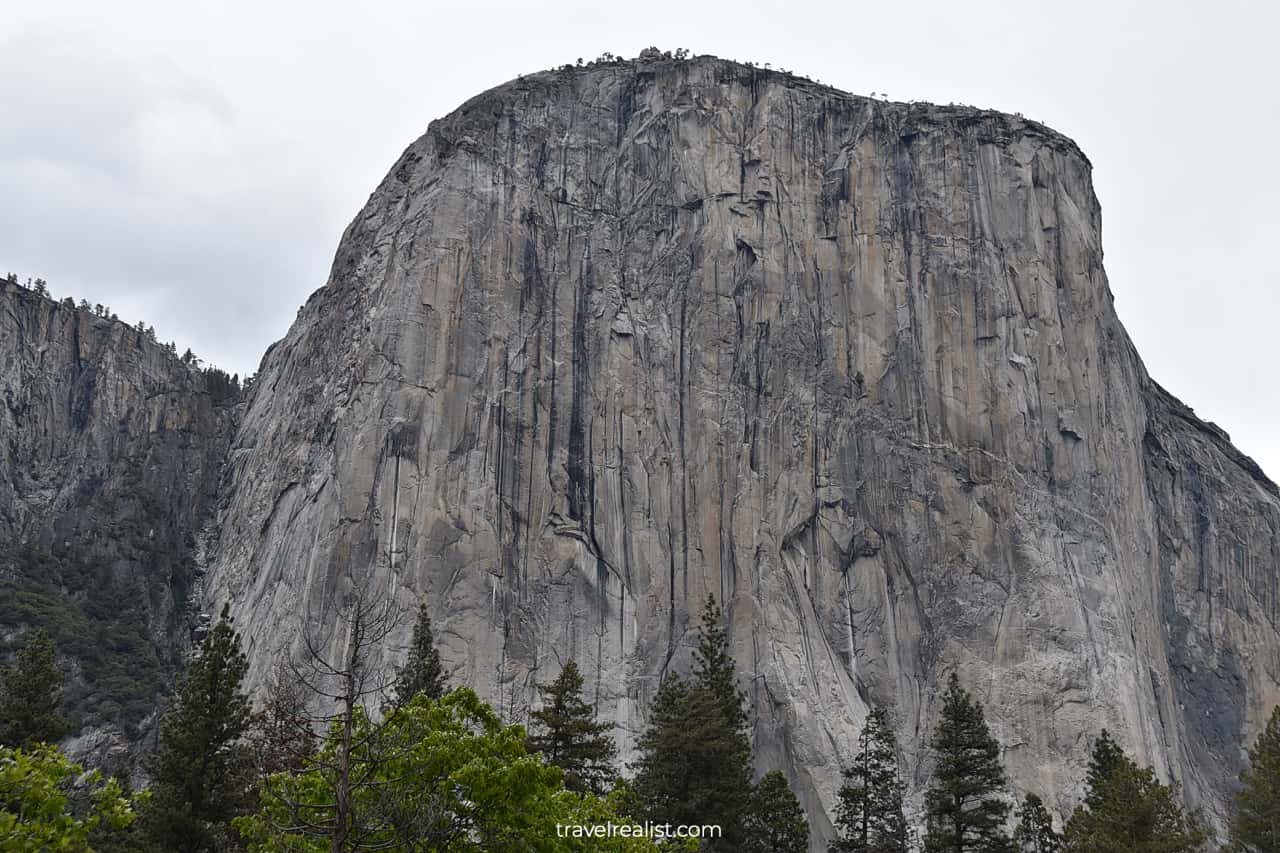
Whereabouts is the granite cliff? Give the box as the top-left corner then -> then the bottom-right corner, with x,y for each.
0,280 -> 236,760
203,53 -> 1280,841
5,51 -> 1277,847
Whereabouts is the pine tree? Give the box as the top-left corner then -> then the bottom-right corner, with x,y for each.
1013,794 -> 1060,853
1061,756 -> 1207,853
1084,729 -> 1125,810
923,674 -> 1013,853
633,672 -> 753,852
1229,705 -> 1280,853
0,628 -> 68,747
833,706 -> 910,852
390,602 -> 447,705
142,604 -> 253,853
694,594 -> 749,733
634,673 -> 691,817
690,593 -> 754,850
527,659 -> 617,794
743,770 -> 809,853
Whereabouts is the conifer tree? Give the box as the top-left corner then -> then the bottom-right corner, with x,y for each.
923,673 -> 1013,853
833,706 -> 910,852
1230,704 -> 1280,852
527,659 -> 617,794
0,628 -> 68,747
142,604 -> 253,853
690,593 -> 754,850
693,594 -> 748,733
1013,794 -> 1060,853
744,770 -> 810,853
632,673 -> 693,821
1084,729 -> 1125,810
390,602 -> 447,705
1061,755 -> 1207,853
633,671 -> 753,852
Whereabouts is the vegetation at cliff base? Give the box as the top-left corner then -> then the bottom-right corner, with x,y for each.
527,659 -> 617,796
0,743 -> 141,850
743,770 -> 809,853
632,595 -> 758,851
922,674 -> 1014,853
1059,733 -> 1207,852
389,603 -> 449,706
832,706 -> 911,852
238,688 -> 654,852
0,576 -> 1270,852
0,629 -> 68,748
1013,794 -> 1060,853
1228,704 -> 1280,851
140,604 -> 254,853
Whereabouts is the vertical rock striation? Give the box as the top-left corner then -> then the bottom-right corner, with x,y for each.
205,55 -> 1280,844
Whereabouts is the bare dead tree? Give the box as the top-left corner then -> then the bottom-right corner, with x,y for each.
248,659 -> 315,779
257,559 -> 408,852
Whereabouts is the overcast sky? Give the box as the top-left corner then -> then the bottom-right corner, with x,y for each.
3,1 -> 1276,479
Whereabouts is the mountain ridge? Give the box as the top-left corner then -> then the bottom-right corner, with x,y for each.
3,53 -> 1278,850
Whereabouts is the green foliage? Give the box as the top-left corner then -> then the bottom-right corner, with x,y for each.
743,770 -> 809,853
692,594 -> 748,734
0,742 -> 139,851
200,367 -> 240,407
632,597 -> 753,850
833,706 -> 910,853
1061,751 -> 1207,853
528,660 -> 617,795
1013,794 -> 1060,853
390,603 -> 448,705
1230,705 -> 1280,852
923,674 -> 1013,853
1,494 -> 193,733
632,673 -> 752,852
141,604 -> 253,853
1085,729 -> 1126,811
237,688 -> 656,852
0,629 -> 68,747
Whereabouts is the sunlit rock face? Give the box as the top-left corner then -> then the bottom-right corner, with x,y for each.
205,54 -> 1280,846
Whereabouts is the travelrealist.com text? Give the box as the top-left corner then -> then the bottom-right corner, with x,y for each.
555,822 -> 723,840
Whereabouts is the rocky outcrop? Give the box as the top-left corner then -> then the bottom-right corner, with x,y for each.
198,54 -> 1279,845
0,281 -> 235,741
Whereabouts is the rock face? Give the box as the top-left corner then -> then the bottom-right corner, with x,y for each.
0,281 -> 235,739
204,55 -> 1280,843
